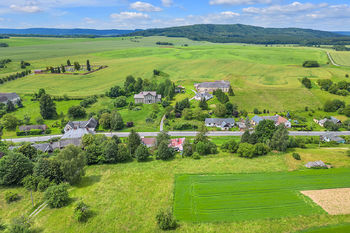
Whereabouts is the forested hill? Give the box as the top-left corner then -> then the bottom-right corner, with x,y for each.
0,28 -> 140,37
127,24 -> 350,45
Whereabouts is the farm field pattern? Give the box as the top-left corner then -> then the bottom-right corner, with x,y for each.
174,168 -> 350,222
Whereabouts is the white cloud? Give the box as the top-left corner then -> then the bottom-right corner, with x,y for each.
110,12 -> 150,20
10,4 -> 42,13
243,2 -> 327,15
130,1 -> 162,12
209,0 -> 271,5
220,11 -> 240,17
162,0 -> 173,7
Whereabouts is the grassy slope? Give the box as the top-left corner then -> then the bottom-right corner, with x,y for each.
1,39 -> 350,112
0,148 -> 349,233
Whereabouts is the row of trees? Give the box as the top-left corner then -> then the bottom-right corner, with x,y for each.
318,79 -> 350,96
0,59 -> 11,68
106,75 -> 176,100
0,70 -> 31,85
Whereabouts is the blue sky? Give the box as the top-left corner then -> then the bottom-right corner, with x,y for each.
1,0 -> 350,30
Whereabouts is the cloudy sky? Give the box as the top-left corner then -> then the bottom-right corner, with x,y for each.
0,0 -> 350,31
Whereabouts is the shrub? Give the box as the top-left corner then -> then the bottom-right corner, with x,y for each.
135,144 -> 151,162
114,96 -> 127,108
192,152 -> 200,160
5,191 -> 20,203
253,143 -> 270,156
156,208 -> 177,231
292,153 -> 301,160
126,122 -> 134,128
74,201 -> 91,222
221,139 -> 238,153
237,143 -> 255,158
7,217 -> 32,233
45,184 -> 70,208
68,106 -> 86,119
301,77 -> 312,89
303,61 -> 319,68
37,178 -> 52,192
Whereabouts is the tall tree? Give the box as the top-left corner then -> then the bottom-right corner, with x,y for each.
156,131 -> 170,147
67,59 -> 71,66
103,140 -> 119,163
135,144 -> 151,162
228,86 -> 235,96
157,141 -> 175,160
57,145 -> 86,185
199,99 -> 208,110
40,94 -> 57,119
86,60 -> 91,71
255,120 -> 276,143
110,111 -> 124,130
0,152 -> 33,185
270,125 -> 289,152
6,100 -> 15,112
128,129 -> 141,156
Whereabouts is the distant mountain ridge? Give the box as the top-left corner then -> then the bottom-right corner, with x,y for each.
127,24 -> 350,45
0,28 -> 140,36
1,25 -> 350,45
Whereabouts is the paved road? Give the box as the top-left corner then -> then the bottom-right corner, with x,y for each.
4,131 -> 350,143
327,51 -> 341,67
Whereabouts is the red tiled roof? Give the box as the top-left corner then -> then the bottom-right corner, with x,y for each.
141,138 -> 156,146
169,138 -> 185,150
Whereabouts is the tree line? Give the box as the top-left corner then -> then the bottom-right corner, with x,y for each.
0,70 -> 31,85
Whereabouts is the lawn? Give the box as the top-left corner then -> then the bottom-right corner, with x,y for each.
174,169 -> 350,223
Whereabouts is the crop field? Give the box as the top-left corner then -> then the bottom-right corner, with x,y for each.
174,169 -> 350,222
329,51 -> 350,66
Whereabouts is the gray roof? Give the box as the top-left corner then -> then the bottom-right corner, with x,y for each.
196,80 -> 230,89
319,117 -> 341,125
62,128 -> 94,139
305,161 -> 328,168
19,125 -> 47,132
52,138 -> 82,149
252,115 -> 278,124
195,92 -> 213,100
67,118 -> 98,129
0,93 -> 20,103
32,143 -> 53,153
322,133 -> 345,142
205,118 -> 235,126
134,91 -> 161,99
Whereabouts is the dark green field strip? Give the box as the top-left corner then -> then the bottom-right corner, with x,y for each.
174,168 -> 350,222
297,223 -> 350,233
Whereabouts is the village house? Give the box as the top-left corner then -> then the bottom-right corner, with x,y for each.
194,92 -> 213,101
314,117 -> 342,127
62,118 -> 97,139
320,133 -> 346,144
64,118 -> 98,133
0,93 -> 20,105
19,124 -> 48,132
169,138 -> 186,152
251,115 -> 291,128
194,80 -> 231,93
205,118 -> 235,130
141,137 -> 156,148
134,91 -> 162,104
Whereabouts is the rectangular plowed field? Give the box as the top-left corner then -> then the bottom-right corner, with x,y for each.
174,168 -> 350,222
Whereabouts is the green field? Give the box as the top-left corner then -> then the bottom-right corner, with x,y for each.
329,51 -> 350,66
1,36 -> 350,112
298,223 -> 350,233
174,169 -> 350,223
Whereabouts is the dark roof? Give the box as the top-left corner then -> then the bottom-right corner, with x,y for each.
19,125 -> 47,132
196,81 -> 230,89
52,138 -> 82,149
67,118 -> 98,129
32,143 -> 53,152
0,93 -> 20,103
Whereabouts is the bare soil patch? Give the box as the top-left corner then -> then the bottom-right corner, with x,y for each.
301,188 -> 350,215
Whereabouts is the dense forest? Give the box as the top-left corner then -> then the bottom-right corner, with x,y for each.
127,24 -> 350,45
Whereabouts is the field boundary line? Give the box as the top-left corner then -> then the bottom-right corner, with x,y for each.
327,51 -> 341,67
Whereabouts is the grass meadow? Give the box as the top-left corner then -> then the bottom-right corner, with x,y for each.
1,36 -> 350,112
1,146 -> 350,233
